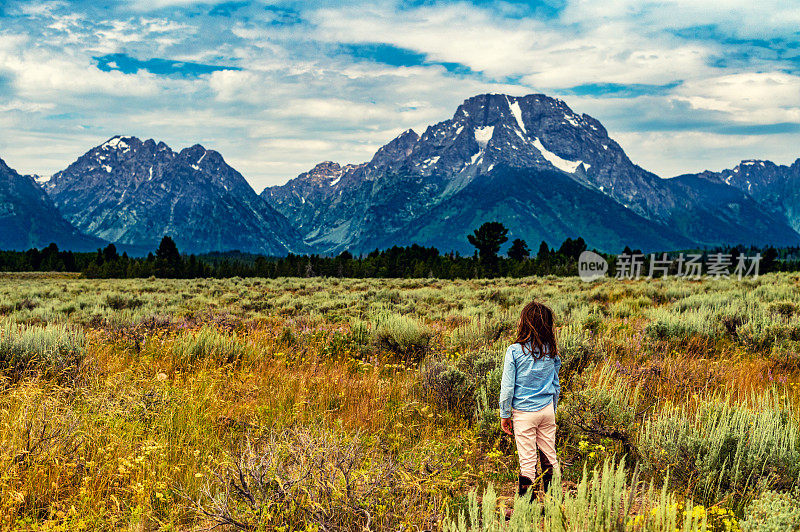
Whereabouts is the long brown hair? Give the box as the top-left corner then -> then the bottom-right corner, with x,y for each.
514,301 -> 558,358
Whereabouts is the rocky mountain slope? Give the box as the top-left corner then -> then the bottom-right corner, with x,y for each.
263,94 -> 799,254
674,159 -> 800,235
44,136 -> 302,255
0,157 -> 103,251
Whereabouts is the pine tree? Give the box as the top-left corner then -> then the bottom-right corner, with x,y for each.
507,238 -> 530,261
155,236 -> 182,277
467,222 -> 509,266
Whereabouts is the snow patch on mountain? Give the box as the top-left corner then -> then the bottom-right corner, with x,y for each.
474,126 -> 494,148
507,97 -> 526,133
532,137 -> 583,174
563,113 -> 580,128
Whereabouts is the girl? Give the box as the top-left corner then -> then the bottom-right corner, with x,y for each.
499,301 -> 561,499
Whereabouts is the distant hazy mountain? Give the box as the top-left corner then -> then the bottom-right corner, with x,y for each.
44,136 -> 303,255
674,159 -> 800,236
262,93 -> 799,254
0,157 -> 103,251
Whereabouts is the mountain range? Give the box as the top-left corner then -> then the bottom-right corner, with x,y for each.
262,93 -> 799,254
41,136 -> 300,255
0,156 -> 102,251
4,92 -> 800,255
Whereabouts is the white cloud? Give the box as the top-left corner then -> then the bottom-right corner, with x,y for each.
128,0 -> 218,10
560,0 -> 800,38
674,72 -> 800,124
616,130 -> 800,177
311,3 -> 715,88
15,1 -> 67,17
0,100 -> 56,112
4,54 -> 165,98
1,0 -> 800,189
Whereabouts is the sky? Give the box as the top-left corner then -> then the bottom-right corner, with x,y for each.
1,0 -> 800,191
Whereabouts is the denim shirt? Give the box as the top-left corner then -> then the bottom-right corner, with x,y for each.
499,342 -> 561,419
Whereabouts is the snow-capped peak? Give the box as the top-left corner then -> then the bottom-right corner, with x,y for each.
102,135 -> 133,152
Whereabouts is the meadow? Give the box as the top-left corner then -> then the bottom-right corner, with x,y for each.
1,272 -> 800,531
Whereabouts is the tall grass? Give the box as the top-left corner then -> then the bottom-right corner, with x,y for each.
166,326 -> 250,367
443,459 -> 720,532
638,392 -> 800,505
0,319 -> 86,379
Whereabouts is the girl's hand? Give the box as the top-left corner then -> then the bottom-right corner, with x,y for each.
500,417 -> 513,436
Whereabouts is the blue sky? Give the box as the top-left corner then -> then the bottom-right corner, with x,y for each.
1,0 -> 800,190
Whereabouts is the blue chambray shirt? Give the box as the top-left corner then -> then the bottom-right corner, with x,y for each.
499,342 -> 561,419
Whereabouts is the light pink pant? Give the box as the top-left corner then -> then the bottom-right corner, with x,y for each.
512,402 -> 559,479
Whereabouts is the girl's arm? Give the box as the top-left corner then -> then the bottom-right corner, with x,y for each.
553,354 -> 562,410
498,345 -> 516,419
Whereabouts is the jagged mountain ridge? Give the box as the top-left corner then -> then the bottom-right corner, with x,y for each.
262,93 -> 799,254
0,157 -> 103,251
44,136 -> 302,255
674,159 -> 800,235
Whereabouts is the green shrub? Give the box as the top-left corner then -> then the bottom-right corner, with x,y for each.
768,301 -> 799,321
645,307 -> 719,341
348,317 -> 370,347
475,386 -> 502,443
450,315 -> 513,350
376,289 -> 402,304
485,317 -> 514,343
740,490 -> 800,532
0,319 -> 86,380
487,289 -> 510,308
638,394 -> 800,504
558,324 -> 598,388
559,367 -> 639,455
18,298 -> 38,311
419,361 -> 474,419
458,350 -> 498,382
372,314 -> 433,360
169,326 -> 249,367
104,294 -> 143,310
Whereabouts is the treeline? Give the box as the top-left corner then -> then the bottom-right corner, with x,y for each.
0,233 -> 588,279
77,235 -> 589,279
2,222 -> 800,279
0,243 -> 95,273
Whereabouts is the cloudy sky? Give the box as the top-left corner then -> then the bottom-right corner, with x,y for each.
1,0 -> 799,191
